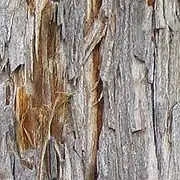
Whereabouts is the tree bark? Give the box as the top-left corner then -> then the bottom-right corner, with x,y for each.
0,0 -> 180,179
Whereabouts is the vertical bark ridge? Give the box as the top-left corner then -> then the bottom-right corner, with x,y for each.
85,0 -> 103,179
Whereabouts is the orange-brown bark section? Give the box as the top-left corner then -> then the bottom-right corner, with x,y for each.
86,0 -> 103,179
14,2 -> 69,178
5,83 -> 11,105
13,0 -> 104,179
92,42 -> 103,179
146,0 -> 155,6
15,1 -> 67,170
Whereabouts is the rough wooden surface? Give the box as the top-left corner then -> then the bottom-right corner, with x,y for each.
0,0 -> 180,179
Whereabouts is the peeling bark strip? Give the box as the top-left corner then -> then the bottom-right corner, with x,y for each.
14,0 -> 72,179
85,0 -> 104,179
1,0 -> 180,179
83,16 -> 107,65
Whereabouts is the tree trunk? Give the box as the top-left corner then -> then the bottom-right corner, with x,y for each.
0,0 -> 180,179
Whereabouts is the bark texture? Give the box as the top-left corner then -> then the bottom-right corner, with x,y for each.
0,0 -> 180,179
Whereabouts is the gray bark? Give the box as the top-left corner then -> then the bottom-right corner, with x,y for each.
0,0 -> 180,179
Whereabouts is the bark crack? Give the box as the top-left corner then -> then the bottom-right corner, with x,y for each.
151,2 -> 160,176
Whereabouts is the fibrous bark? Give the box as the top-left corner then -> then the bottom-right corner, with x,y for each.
0,0 -> 180,179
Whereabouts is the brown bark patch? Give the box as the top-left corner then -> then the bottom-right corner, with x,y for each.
26,0 -> 36,15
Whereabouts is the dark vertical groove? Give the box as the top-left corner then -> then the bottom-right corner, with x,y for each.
151,1 -> 160,176
11,155 -> 16,180
96,79 -> 103,150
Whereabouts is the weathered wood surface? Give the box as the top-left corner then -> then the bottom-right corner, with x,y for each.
0,0 -> 180,179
